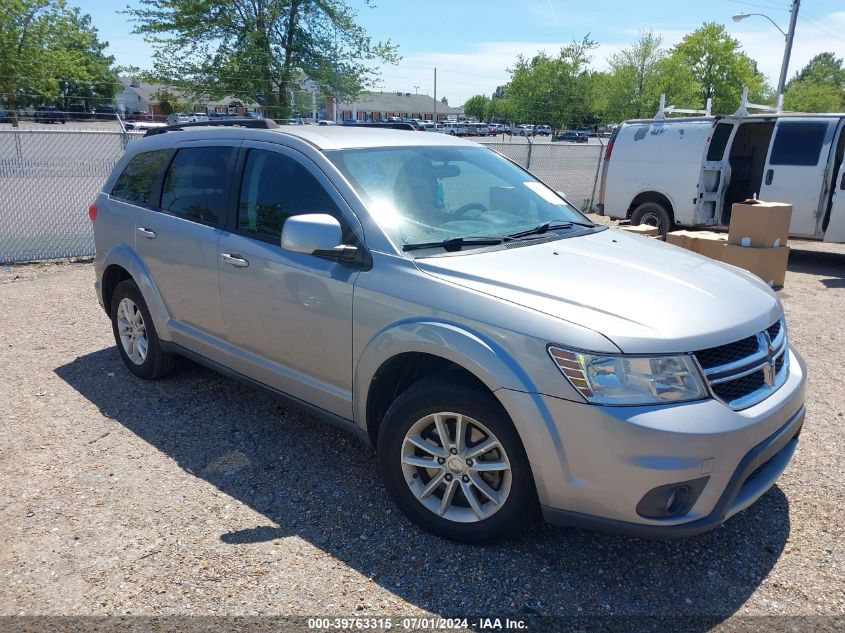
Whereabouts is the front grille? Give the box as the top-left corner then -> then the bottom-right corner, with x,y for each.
695,335 -> 760,370
694,319 -> 788,410
711,370 -> 765,402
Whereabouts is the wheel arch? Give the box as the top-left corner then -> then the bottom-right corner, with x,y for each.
100,243 -> 171,340
356,320 -> 565,507
626,190 -> 675,221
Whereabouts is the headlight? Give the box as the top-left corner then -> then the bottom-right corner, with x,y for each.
548,347 -> 708,405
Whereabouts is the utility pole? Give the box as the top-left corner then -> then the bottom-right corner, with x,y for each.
776,0 -> 800,110
433,68 -> 437,123
414,85 -> 419,95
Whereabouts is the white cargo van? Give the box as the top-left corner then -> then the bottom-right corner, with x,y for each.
596,113 -> 845,243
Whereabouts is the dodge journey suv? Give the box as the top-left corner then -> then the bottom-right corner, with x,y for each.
91,119 -> 806,543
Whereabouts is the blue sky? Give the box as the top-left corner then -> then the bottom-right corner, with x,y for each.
78,0 -> 845,105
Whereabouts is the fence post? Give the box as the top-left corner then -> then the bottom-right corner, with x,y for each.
526,135 -> 533,169
589,136 -> 605,212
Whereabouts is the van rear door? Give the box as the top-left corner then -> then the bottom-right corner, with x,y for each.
759,117 -> 839,238
823,119 -> 845,243
694,120 -> 735,225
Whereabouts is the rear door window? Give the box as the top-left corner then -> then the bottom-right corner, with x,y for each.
706,122 -> 733,161
110,150 -> 170,207
160,146 -> 236,225
769,121 -> 828,166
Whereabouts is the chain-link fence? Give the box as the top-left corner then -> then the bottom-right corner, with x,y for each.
0,126 -> 146,264
482,138 -> 605,212
0,127 -> 605,264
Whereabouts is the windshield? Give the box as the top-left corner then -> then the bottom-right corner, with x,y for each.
328,146 -> 593,249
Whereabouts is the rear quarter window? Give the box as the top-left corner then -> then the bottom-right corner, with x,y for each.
160,146 -> 236,225
110,150 -> 170,207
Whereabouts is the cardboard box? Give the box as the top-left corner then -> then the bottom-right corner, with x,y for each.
666,230 -> 697,250
691,231 -> 728,260
728,200 -> 792,248
666,230 -> 727,260
618,224 -> 660,237
722,245 -> 790,287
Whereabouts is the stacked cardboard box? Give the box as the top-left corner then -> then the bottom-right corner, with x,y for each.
722,200 -> 791,287
665,200 -> 792,287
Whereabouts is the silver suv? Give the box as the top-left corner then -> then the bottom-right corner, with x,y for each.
91,120 -> 806,543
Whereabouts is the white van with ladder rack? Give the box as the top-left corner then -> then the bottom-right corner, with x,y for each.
597,90 -> 845,242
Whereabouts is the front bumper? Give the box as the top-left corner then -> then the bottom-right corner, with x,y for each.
496,346 -> 807,537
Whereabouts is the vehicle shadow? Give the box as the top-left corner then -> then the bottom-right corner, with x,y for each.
788,248 -> 845,289
56,349 -> 790,626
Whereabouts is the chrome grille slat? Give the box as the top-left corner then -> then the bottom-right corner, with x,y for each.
694,318 -> 789,410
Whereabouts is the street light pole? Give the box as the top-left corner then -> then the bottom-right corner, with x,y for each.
776,0 -> 801,108
733,0 -> 800,111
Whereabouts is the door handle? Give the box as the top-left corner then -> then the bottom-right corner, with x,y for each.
765,169 -> 774,185
137,227 -> 157,239
221,253 -> 249,268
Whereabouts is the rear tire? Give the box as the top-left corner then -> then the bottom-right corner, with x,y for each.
631,201 -> 673,236
110,279 -> 176,380
377,374 -> 538,544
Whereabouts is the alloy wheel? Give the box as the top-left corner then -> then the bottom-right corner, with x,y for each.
400,412 -> 512,523
116,297 -> 148,365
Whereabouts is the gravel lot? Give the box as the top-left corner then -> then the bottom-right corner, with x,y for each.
1,237 -> 843,630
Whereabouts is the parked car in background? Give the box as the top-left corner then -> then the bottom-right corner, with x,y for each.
555,131 -> 588,143
317,120 -> 337,126
34,106 -> 67,124
536,125 -> 552,136
441,121 -> 467,136
166,113 -> 191,125
189,112 -> 209,122
0,108 -> 11,123
510,124 -> 534,136
91,121 -> 806,544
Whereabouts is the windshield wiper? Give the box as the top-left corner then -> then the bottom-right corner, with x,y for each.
506,220 -> 594,240
402,236 -> 505,252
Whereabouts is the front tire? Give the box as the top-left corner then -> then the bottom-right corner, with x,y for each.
377,374 -> 537,544
110,279 -> 176,379
631,201 -> 673,236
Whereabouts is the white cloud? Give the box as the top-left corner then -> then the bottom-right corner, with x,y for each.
373,11 -> 845,106
374,41 -> 573,106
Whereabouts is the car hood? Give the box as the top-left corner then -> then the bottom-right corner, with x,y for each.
414,228 -> 782,354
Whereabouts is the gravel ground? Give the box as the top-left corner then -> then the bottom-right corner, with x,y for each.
1,238 -> 843,630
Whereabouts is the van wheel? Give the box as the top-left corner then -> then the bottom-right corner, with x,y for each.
377,374 -> 538,544
631,202 -> 673,236
110,279 -> 176,380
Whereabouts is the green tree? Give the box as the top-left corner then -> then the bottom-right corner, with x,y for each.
125,0 -> 399,119
664,23 -> 771,114
463,94 -> 489,120
441,96 -> 449,105
504,37 -> 597,129
604,30 -> 666,121
0,0 -> 116,118
783,53 -> 845,112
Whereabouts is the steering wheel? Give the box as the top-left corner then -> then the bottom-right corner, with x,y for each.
452,202 -> 488,219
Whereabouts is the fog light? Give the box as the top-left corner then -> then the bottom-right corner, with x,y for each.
637,477 -> 708,519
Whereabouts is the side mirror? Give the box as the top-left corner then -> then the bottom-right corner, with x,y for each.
281,213 -> 358,262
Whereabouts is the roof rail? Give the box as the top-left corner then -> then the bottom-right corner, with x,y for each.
341,122 -> 418,131
144,118 -> 279,137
